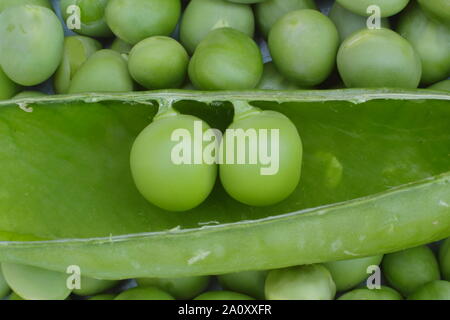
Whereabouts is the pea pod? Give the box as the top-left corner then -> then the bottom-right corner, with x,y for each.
0,90 -> 448,280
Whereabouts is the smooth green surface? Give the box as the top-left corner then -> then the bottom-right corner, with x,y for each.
136,276 -> 210,299
218,270 -> 267,300
0,90 -> 448,279
8,292 -> 24,300
73,276 -> 118,296
0,268 -> 10,299
88,293 -> 116,300
383,245 -> 441,296
429,80 -> 450,92
0,67 -> 19,101
105,0 -> 181,45
324,255 -> 383,292
397,3 -> 450,85
0,0 -> 51,12
14,91 -> 47,99
257,62 -> 300,90
337,28 -> 422,89
265,264 -> 336,300
115,286 -> 174,300
338,286 -> 402,300
269,10 -> 339,87
128,37 -> 188,90
440,238 -> 450,280
195,290 -> 254,300
408,280 -> 450,300
189,28 -> 263,90
336,0 -> 409,17
0,5 -> 64,86
1,262 -> 71,300
180,0 -> 254,55
418,0 -> 450,27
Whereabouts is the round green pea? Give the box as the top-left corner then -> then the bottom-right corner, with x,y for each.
0,0 -> 51,12
130,113 -> 217,212
54,36 -> 102,94
338,286 -> 403,300
324,255 -> 384,292
188,28 -> 263,90
268,10 -> 339,87
418,0 -> 450,27
1,263 -> 71,300
128,36 -> 189,90
265,265 -> 336,300
195,291 -> 255,300
219,108 -> 302,207
397,3 -> 450,85
255,0 -> 317,38
180,0 -> 255,55
14,91 -> 46,99
88,293 -> 116,300
329,2 -> 390,42
440,238 -> 450,280
0,67 -> 19,100
218,271 -> 268,300
115,286 -> 174,300
60,0 -> 112,37
0,268 -> 10,299
0,5 -> 64,86
68,49 -> 134,94
428,79 -> 450,92
257,62 -> 301,90
110,38 -> 132,55
73,276 -> 118,296
383,245 -> 441,296
336,0 -> 410,17
408,280 -> 450,300
136,276 -> 210,300
337,28 -> 422,89
105,0 -> 181,45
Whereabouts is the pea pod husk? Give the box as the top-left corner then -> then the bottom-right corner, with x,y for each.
0,89 -> 448,280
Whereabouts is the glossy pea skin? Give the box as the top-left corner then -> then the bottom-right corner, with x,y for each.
337,28 -> 422,89
195,291 -> 255,300
338,286 -> 403,300
1,263 -> 71,300
180,0 -> 255,55
268,10 -> 339,87
0,67 -> 19,100
324,255 -> 383,292
257,62 -> 301,90
115,286 -> 174,300
73,276 -> 118,296
60,0 -> 112,37
0,5 -> 64,86
428,79 -> 450,92
408,280 -> 450,300
418,0 -> 450,27
397,3 -> 450,85
68,49 -> 134,94
382,245 -> 441,296
219,109 -> 302,207
255,0 -> 317,38
329,2 -> 390,43
218,271 -> 268,300
136,276 -> 210,299
0,0 -> 51,12
128,37 -> 189,90
0,268 -> 10,299
336,0 -> 410,17
188,28 -> 263,90
110,38 -> 132,55
14,91 -> 46,99
440,238 -> 450,280
105,0 -> 181,45
265,265 -> 336,300
54,36 -> 102,94
130,114 -> 217,212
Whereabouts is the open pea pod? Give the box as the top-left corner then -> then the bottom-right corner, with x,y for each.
0,90 -> 449,280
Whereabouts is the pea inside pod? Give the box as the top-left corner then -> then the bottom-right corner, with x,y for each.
428,79 -> 450,92
136,276 -> 210,299
115,286 -> 174,300
338,286 -> 403,300
218,270 -> 268,300
417,0 -> 450,27
194,291 -> 255,300
13,91 -> 47,99
0,67 -> 19,100
408,280 -> 450,300
73,276 -> 118,296
439,238 -> 450,281
257,62 -> 301,90
336,0 -> 410,17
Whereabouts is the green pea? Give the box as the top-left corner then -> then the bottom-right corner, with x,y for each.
60,0 -> 112,37
337,28 -> 422,89
268,10 -> 339,87
0,67 -> 19,100
180,0 -> 255,55
88,293 -> 116,300
110,38 -> 132,55
136,276 -> 210,299
130,111 -> 217,212
0,0 -> 52,12
128,36 -> 189,90
68,49 -> 134,94
418,0 -> 450,27
1,263 -> 71,300
338,286 -> 403,300
54,36 -> 102,94
255,0 -> 317,38
428,79 -> 450,92
408,280 -> 450,300
219,104 -> 302,206
105,0 -> 181,45
440,238 -> 450,280
257,62 -> 301,90
73,276 -> 118,296
0,5 -> 64,86
265,265 -> 336,300
115,286 -> 174,300
324,255 -> 383,292
0,268 -> 10,299
218,271 -> 268,300
14,91 -> 46,99
194,291 -> 255,300
329,2 -> 390,42
397,3 -> 450,85
336,0 -> 410,17
383,245 -> 441,296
